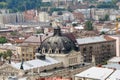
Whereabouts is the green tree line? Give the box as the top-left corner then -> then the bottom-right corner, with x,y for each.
0,0 -> 51,12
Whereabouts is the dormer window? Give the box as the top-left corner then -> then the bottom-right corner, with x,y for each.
49,48 -> 52,54
55,48 -> 59,53
42,48 -> 45,53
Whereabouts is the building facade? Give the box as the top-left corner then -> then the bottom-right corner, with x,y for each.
76,36 -> 116,65
38,26 -> 83,67
16,44 -> 36,61
0,13 -> 24,24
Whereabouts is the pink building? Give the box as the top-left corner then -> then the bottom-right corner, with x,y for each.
109,35 -> 120,57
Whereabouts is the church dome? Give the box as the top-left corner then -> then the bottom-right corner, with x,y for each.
38,26 -> 79,54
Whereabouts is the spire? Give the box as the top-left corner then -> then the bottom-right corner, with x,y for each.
53,26 -> 62,36
20,59 -> 24,70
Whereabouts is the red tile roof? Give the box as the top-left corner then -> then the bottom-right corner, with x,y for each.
36,77 -> 71,80
104,35 -> 116,41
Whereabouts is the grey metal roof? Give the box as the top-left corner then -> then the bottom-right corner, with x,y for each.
103,64 -> 120,70
76,36 -> 107,45
11,57 -> 61,70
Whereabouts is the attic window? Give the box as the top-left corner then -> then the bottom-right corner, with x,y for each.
42,48 -> 45,53
55,48 -> 59,53
49,48 -> 52,54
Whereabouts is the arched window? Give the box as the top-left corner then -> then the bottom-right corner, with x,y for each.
49,48 -> 52,54
42,48 -> 45,53
55,48 -> 59,53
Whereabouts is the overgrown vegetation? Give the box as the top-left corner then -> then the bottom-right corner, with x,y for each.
0,36 -> 7,44
85,20 -> 93,31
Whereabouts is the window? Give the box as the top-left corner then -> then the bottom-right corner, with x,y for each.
22,54 -> 24,56
55,48 -> 59,53
69,57 -> 77,64
83,47 -> 87,51
49,48 -> 52,54
42,48 -> 45,53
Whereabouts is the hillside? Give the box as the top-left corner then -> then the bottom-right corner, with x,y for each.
0,0 -> 51,12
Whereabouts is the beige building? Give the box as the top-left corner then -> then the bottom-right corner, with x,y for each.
16,33 -> 53,61
0,56 -> 93,80
38,12 -> 50,22
16,43 -> 36,61
76,35 -> 116,65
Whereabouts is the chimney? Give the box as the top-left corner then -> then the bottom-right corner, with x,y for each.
39,54 -> 46,60
36,53 -> 46,60
9,59 -> 11,64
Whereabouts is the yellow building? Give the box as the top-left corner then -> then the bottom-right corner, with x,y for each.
17,43 -> 36,61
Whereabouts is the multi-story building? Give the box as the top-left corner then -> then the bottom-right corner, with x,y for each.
0,13 -> 24,24
0,26 -> 94,79
16,43 -> 36,61
38,12 -> 50,22
76,35 -> 116,64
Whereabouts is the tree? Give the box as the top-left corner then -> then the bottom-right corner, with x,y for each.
6,49 -> 12,63
0,36 -> 7,44
11,31 -> 17,36
1,50 -> 12,62
85,21 -> 93,31
6,49 -> 12,57
0,0 -> 42,12
0,2 -> 7,8
0,52 -> 3,61
97,2 -> 118,9
2,52 -> 7,60
99,14 -> 109,21
104,14 -> 109,21
100,31 -> 105,35
112,0 -> 118,4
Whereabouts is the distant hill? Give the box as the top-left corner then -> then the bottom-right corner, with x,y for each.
0,0 -> 47,12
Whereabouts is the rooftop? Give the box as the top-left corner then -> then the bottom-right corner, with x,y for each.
108,57 -> 120,63
11,57 -> 61,70
0,44 -> 16,51
75,67 -> 114,80
106,70 -> 120,80
103,64 -> 120,70
76,36 -> 107,45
